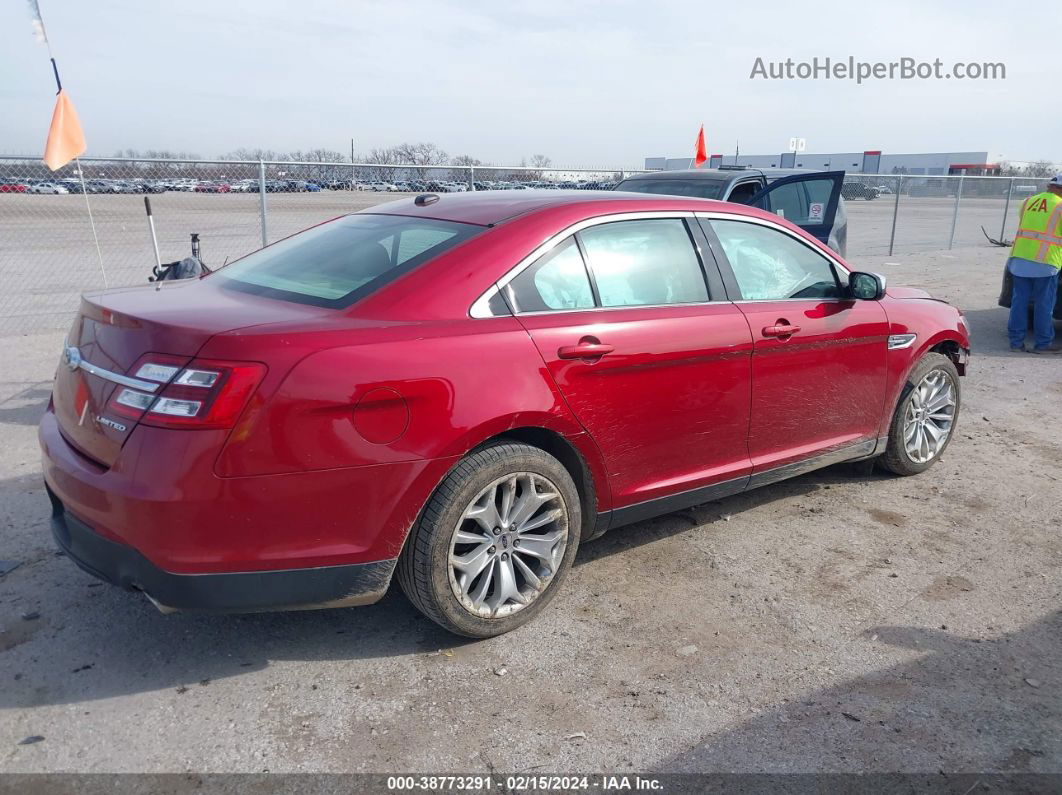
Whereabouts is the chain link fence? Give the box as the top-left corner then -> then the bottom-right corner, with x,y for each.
0,155 -> 1051,335
0,156 -> 637,335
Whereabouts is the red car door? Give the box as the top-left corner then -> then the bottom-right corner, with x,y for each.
700,215 -> 889,477
502,216 -> 754,519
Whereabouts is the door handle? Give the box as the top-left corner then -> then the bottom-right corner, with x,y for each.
557,341 -> 615,360
762,322 -> 801,338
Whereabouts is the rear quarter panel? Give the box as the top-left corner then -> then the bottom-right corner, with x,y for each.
204,316 -> 608,504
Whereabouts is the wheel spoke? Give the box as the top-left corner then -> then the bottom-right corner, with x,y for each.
487,556 -> 525,612
926,389 -> 953,413
517,507 -> 562,534
512,553 -> 543,591
498,477 -> 517,524
452,543 -> 492,579
454,528 -> 490,546
465,493 -> 502,534
517,529 -> 563,568
468,557 -> 496,607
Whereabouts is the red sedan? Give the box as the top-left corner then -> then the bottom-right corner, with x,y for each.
40,190 -> 970,636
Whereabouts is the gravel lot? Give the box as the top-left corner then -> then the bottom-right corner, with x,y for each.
0,241 -> 1059,776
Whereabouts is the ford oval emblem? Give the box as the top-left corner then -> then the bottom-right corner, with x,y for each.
63,345 -> 82,372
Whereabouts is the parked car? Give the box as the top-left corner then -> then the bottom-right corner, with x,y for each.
41,190 -> 969,637
227,181 -> 257,193
841,181 -> 879,200
28,182 -> 69,194
616,167 -> 849,255
0,180 -> 29,193
194,182 -> 231,193
875,184 -> 894,195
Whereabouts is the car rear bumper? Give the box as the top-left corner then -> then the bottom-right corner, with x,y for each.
48,486 -> 395,612
39,407 -> 453,598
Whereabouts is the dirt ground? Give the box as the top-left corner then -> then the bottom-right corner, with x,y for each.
0,243 -> 1059,775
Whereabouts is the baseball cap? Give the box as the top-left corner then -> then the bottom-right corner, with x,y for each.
1050,174 -> 1062,185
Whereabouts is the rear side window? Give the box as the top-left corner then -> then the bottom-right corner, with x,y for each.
616,179 -> 724,201
506,238 -> 595,312
218,214 -> 481,308
578,219 -> 709,307
709,220 -> 840,300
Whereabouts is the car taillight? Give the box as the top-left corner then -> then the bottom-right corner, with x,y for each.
107,356 -> 266,430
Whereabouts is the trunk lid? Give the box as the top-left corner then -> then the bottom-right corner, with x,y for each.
51,278 -> 329,467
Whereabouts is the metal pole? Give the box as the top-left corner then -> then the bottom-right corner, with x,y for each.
947,175 -> 964,250
887,176 -> 902,256
258,159 -> 268,248
999,178 -> 1014,241
468,166 -> 475,192
351,138 -> 355,191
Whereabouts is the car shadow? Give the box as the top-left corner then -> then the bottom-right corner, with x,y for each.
576,463 -> 881,567
656,611 -> 1061,775
0,462 -> 883,708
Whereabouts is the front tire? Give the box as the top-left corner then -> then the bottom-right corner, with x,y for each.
397,442 -> 581,637
879,352 -> 960,476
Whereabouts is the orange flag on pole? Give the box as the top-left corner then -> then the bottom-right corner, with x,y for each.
693,125 -> 708,168
43,89 -> 86,171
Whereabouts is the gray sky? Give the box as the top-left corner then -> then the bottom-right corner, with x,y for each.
1,0 -> 1056,167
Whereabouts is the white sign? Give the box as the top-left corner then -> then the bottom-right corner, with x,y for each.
808,201 -> 825,222
788,137 -> 807,153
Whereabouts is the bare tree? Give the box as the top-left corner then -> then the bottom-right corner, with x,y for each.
219,148 -> 290,162
449,154 -> 482,182
1024,160 -> 1055,178
288,149 -> 348,182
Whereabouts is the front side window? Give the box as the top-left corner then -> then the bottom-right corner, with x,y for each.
709,220 -> 841,300
506,238 -> 595,312
578,219 -> 709,307
218,214 -> 481,308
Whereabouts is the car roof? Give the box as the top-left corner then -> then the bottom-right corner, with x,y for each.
621,167 -> 831,182
362,189 -> 753,226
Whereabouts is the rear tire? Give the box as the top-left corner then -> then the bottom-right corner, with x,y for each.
397,442 -> 581,637
879,352 -> 961,476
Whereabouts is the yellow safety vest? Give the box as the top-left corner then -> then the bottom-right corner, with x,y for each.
1011,191 -> 1062,269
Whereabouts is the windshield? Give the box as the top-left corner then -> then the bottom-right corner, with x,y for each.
217,214 -> 482,308
615,178 -> 725,200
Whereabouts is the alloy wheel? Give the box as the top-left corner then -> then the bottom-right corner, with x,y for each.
902,370 -> 956,464
447,472 -> 568,618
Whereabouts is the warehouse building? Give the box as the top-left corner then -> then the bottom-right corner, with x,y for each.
644,150 -> 999,176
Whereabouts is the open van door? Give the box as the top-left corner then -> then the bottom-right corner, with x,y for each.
746,171 -> 844,249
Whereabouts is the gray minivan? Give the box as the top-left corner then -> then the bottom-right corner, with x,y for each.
615,167 -> 848,256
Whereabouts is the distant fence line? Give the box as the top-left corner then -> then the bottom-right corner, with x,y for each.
0,155 -> 1052,335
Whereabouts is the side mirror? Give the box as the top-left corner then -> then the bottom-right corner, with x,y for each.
849,271 -> 886,300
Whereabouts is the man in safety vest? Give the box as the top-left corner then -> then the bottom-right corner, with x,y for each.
1007,174 -> 1062,353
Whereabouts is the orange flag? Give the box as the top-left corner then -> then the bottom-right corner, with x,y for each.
693,125 -> 707,168
43,89 -> 86,171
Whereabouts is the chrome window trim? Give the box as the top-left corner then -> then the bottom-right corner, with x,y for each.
469,211 -> 727,317
469,284 -> 502,319
696,210 -> 852,265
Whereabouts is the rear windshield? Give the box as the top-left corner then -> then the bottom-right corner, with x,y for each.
616,178 -> 725,201
217,214 -> 482,308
